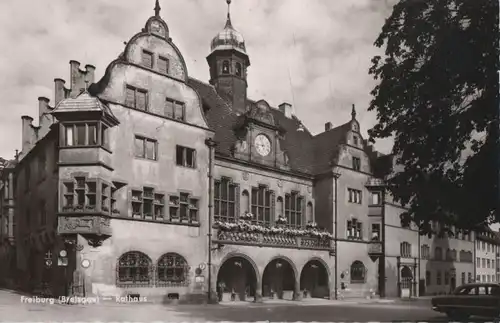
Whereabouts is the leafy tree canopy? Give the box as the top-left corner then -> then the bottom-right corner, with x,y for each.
369,0 -> 499,235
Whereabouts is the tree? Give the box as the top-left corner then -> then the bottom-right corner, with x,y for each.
368,0 -> 499,235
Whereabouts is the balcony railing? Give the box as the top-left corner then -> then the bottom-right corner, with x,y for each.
366,178 -> 385,188
214,230 -> 334,251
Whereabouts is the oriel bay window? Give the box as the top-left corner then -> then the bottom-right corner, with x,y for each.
251,185 -> 273,225
285,192 -> 303,228
214,177 -> 238,222
62,122 -> 109,149
62,176 -> 97,211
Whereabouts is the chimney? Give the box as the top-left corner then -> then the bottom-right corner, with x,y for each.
21,115 -> 35,152
325,122 -> 332,131
85,64 -> 96,84
54,78 -> 66,105
38,97 -> 50,119
69,60 -> 82,98
279,102 -> 293,118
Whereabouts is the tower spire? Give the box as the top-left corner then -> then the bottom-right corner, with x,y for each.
225,0 -> 233,28
351,104 -> 356,119
154,0 -> 161,17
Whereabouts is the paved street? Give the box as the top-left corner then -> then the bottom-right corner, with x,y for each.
0,289 -> 484,322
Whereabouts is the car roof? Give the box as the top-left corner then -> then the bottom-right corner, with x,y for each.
457,283 -> 500,288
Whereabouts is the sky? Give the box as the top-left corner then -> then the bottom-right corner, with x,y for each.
0,0 -> 396,159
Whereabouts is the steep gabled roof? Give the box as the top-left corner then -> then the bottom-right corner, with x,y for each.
311,122 -> 351,174
52,91 -> 116,118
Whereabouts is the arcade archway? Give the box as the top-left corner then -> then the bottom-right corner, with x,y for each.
300,259 -> 330,299
262,258 -> 296,300
217,256 -> 258,302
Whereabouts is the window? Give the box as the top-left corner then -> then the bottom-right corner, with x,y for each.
62,177 -> 97,210
482,258 -> 486,268
235,62 -> 242,76
436,271 -> 442,285
167,192 -> 198,222
444,271 -> 450,285
40,200 -> 46,226
446,249 -> 452,261
425,271 -> 431,286
164,98 -> 185,120
306,202 -> 313,223
125,85 -> 148,111
488,259 -> 491,268
141,50 -> 153,69
131,187 -> 165,221
284,192 -> 303,228
353,135 -> 358,145
157,253 -> 188,286
455,286 -> 475,295
352,157 -> 361,171
371,223 -> 380,241
176,146 -> 196,168
214,178 -> 238,222
347,218 -> 362,239
117,251 -> 152,287
371,192 -> 381,205
461,272 -> 465,284
63,123 -> 100,147
348,188 -> 362,204
222,60 -> 230,74
477,257 -> 480,267
251,186 -> 273,225
452,249 -> 457,261
434,247 -> 442,260
134,136 -> 157,160
400,242 -> 412,258
468,272 -> 472,283
158,56 -> 169,74
421,244 -> 430,259
350,261 -> 366,283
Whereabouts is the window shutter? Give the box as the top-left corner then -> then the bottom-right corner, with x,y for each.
141,51 -> 153,69
158,57 -> 169,74
125,87 -> 135,107
136,91 -> 147,111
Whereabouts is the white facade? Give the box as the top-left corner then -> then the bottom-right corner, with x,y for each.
475,234 -> 499,283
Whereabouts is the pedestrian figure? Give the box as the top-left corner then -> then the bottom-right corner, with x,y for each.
217,281 -> 225,302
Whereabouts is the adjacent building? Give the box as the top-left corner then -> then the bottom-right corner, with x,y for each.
0,157 -> 17,288
475,229 -> 500,284
0,0 -> 482,302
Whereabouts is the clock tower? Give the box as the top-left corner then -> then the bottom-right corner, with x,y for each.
207,0 -> 250,115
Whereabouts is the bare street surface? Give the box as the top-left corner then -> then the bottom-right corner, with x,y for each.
0,289 -> 483,322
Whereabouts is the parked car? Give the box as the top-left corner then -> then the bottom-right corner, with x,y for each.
431,283 -> 500,319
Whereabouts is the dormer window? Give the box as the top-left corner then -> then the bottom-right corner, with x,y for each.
352,157 -> 361,171
222,60 -> 230,74
353,135 -> 358,146
235,63 -> 242,77
141,50 -> 153,69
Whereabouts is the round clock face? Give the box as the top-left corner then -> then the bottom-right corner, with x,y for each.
254,134 -> 271,156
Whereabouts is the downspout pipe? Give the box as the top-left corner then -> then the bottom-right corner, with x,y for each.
205,138 -> 217,303
333,171 -> 341,300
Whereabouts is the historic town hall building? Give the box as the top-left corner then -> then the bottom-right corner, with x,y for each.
0,0 -> 477,303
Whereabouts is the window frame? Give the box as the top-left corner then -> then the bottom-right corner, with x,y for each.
158,56 -> 170,75
347,218 -> 362,240
125,85 -> 148,111
347,188 -> 362,204
164,98 -> 185,121
251,185 -> 274,226
284,191 -> 303,228
214,178 -> 238,223
141,49 -> 154,69
116,251 -> 153,287
352,156 -> 361,171
168,191 -> 199,223
131,187 -> 166,221
350,261 -> 366,284
156,253 -> 189,287
175,145 -> 196,168
61,122 -> 106,148
400,241 -> 412,258
134,135 -> 158,161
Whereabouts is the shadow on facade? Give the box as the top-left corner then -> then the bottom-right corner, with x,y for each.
425,235 -> 454,296
217,256 -> 257,302
300,260 -> 329,298
262,258 -> 295,300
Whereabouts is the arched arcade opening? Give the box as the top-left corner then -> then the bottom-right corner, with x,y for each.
217,256 -> 258,302
300,259 -> 330,299
262,258 -> 296,300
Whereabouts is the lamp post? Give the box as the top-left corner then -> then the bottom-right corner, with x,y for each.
333,169 -> 341,300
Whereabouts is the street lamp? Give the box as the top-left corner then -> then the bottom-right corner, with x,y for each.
332,168 -> 341,300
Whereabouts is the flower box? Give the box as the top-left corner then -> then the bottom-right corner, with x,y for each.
75,205 -> 84,211
144,214 -> 153,220
112,208 -> 120,214
132,213 -> 142,219
102,206 -> 109,212
171,218 -> 180,223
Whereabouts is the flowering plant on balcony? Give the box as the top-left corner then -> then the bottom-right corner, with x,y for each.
275,215 -> 287,225
214,219 -> 334,240
240,212 -> 253,220
306,221 -> 318,229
